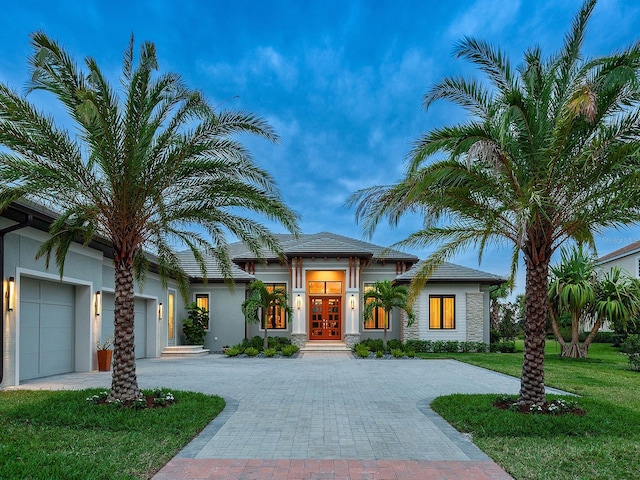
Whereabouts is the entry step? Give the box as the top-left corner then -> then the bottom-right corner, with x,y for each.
161,345 -> 210,357
301,341 -> 350,352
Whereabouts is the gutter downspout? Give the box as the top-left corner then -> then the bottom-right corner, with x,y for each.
0,214 -> 33,385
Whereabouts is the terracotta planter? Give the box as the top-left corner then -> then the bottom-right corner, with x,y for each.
97,349 -> 113,371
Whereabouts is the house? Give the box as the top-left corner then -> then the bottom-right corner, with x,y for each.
1,202 -> 505,388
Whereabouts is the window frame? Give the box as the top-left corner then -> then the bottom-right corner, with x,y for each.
260,283 -> 288,330
429,294 -> 456,330
362,283 -> 390,330
193,292 -> 211,331
167,289 -> 177,341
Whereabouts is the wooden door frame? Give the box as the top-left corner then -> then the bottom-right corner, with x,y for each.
308,296 -> 342,340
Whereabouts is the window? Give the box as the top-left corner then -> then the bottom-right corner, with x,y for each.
363,284 -> 389,330
194,293 -> 210,330
429,295 -> 455,329
168,290 -> 176,340
262,283 -> 287,330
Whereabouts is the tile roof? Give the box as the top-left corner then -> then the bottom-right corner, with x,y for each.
596,240 -> 640,264
230,232 -> 419,262
395,261 -> 506,284
176,250 -> 255,281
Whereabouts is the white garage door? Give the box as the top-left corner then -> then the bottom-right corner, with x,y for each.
102,293 -> 148,359
20,277 -> 75,380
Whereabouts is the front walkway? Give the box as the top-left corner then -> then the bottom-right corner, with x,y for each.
17,352 -> 567,479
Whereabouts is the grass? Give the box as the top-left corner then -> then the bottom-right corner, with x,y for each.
425,341 -> 640,480
0,388 -> 224,480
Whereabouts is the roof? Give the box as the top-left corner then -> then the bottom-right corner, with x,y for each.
395,261 -> 506,285
596,240 -> 640,264
231,232 -> 419,262
176,251 -> 255,282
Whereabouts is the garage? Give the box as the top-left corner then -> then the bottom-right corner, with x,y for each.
19,277 -> 75,381
101,293 -> 148,359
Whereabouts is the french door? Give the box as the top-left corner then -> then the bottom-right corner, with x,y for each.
309,297 -> 341,340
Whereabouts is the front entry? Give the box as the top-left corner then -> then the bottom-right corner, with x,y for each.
309,297 -> 341,340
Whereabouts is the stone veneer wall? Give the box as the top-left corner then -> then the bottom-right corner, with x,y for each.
466,293 -> 484,342
344,334 -> 360,349
291,334 -> 307,349
402,302 -> 420,342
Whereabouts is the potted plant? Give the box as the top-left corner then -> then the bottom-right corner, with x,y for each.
182,302 -> 208,345
96,337 -> 113,371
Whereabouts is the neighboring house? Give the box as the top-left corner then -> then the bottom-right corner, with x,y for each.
594,241 -> 640,332
1,203 -> 505,387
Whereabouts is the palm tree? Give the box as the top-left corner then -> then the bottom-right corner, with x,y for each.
348,0 -> 640,406
549,247 -> 640,358
362,280 -> 415,349
0,33 -> 299,402
242,280 -> 293,350
548,246 -> 597,358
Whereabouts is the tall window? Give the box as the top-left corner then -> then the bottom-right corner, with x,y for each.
195,293 -> 210,330
168,290 -> 176,340
262,283 -> 287,330
429,295 -> 455,329
363,284 -> 389,330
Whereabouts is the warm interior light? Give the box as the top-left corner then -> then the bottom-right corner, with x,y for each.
350,294 -> 356,310
7,277 -> 15,311
95,290 -> 101,316
158,302 -> 163,320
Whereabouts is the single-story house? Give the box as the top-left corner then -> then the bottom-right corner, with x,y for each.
1,201 -> 505,387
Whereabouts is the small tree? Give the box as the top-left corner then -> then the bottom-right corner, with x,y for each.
362,280 -> 415,349
182,302 -> 208,345
242,280 -> 293,350
549,246 -> 640,357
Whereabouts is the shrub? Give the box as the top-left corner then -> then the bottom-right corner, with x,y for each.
490,341 -> 516,353
406,349 -> 416,358
358,338 -> 384,352
620,335 -> 640,354
433,341 -> 447,353
628,353 -> 640,372
264,347 -> 277,357
387,339 -> 403,351
224,347 -> 241,357
244,347 -> 259,357
391,348 -> 405,358
405,340 -> 433,353
181,302 -> 208,345
444,341 -> 459,353
355,345 -> 370,358
281,345 -> 299,357
244,336 -> 264,351
375,350 -> 384,358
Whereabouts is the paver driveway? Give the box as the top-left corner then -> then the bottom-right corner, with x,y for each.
18,352 -> 566,479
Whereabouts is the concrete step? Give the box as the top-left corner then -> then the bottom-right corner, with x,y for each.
161,345 -> 210,357
301,341 -> 350,352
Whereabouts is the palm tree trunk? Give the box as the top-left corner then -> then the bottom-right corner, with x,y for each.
109,256 -> 141,402
563,312 -> 586,358
518,258 -> 549,407
264,324 -> 269,350
549,309 -> 568,352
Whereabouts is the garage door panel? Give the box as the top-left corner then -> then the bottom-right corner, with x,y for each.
19,278 -> 75,381
41,281 -> 75,304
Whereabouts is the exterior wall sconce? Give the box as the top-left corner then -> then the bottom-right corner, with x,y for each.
7,277 -> 15,311
296,294 -> 302,310
350,294 -> 356,310
158,302 -> 163,320
95,290 -> 101,316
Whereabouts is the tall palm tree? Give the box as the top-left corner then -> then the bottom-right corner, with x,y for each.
0,33 -> 299,402
348,0 -> 640,406
548,246 -> 597,358
362,280 -> 415,349
242,280 -> 293,350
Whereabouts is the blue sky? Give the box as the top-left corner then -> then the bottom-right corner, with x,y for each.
1,0 -> 639,294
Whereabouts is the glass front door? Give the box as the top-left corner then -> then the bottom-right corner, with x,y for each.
309,297 -> 341,340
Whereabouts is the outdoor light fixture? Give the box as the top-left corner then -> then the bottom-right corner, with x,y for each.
95,290 -> 101,316
7,277 -> 15,311
296,294 -> 302,310
350,294 -> 356,310
158,302 -> 163,320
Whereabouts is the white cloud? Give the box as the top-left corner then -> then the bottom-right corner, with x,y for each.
447,0 -> 521,38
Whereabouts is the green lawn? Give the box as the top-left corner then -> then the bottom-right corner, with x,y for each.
0,389 -> 224,480
426,342 -> 640,480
